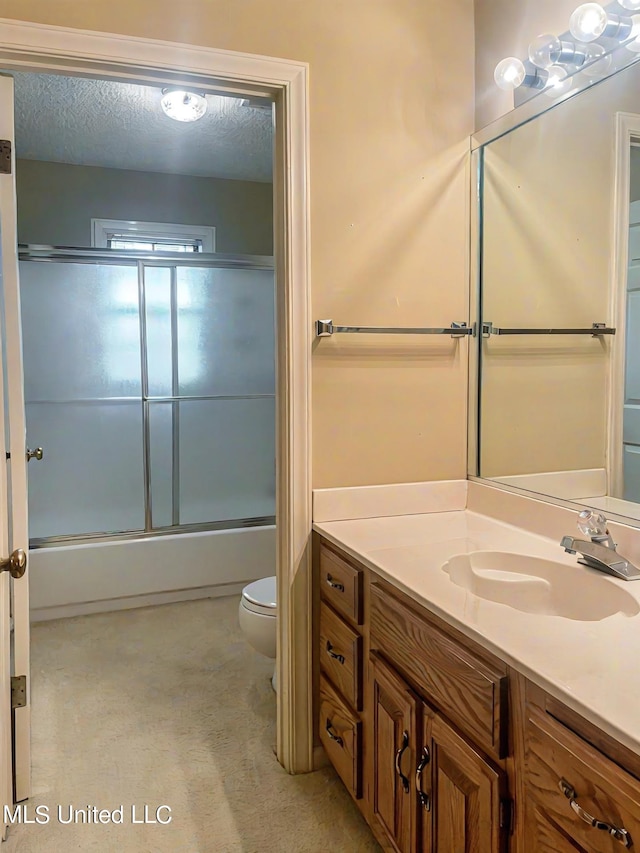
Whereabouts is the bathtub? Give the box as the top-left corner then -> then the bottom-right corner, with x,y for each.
29,525 -> 276,621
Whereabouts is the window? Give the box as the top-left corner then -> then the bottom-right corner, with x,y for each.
91,218 -> 216,252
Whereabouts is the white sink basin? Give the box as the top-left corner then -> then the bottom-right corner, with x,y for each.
442,551 -> 640,621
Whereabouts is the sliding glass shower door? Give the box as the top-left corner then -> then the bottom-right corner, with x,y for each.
19,250 -> 275,545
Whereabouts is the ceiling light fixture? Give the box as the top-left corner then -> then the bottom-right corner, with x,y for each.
160,88 -> 208,122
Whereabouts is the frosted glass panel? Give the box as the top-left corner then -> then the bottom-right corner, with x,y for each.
149,402 -> 173,528
20,261 -> 141,400
144,267 -> 173,397
179,398 -> 275,524
26,402 -> 144,539
176,267 -> 275,396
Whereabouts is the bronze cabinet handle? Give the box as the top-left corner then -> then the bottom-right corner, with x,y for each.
559,780 -> 632,848
395,731 -> 410,794
325,718 -> 343,747
415,746 -> 431,811
325,641 -> 345,664
325,574 -> 345,592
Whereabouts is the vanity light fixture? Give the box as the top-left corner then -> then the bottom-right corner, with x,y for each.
160,88 -> 208,122
494,1 -> 640,94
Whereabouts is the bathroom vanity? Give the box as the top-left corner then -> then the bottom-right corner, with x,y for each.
313,504 -> 640,852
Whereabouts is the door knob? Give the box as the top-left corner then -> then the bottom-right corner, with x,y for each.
26,447 -> 43,462
0,549 -> 26,579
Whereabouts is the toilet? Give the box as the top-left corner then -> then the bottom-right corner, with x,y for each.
239,576 -> 277,689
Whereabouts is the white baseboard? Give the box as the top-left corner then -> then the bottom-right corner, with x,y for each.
30,580 -> 248,622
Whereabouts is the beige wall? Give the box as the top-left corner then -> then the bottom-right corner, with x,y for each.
479,59 -> 640,478
16,160 -> 273,254
475,0 -> 581,130
1,0 -> 475,489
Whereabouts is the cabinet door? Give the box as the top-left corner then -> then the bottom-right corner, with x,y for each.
430,714 -> 507,853
370,653 -> 418,853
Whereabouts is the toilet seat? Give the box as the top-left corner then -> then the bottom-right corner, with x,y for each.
241,576 -> 276,617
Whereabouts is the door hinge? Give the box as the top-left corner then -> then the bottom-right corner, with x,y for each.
499,798 -> 513,833
11,675 -> 26,709
0,140 -> 11,175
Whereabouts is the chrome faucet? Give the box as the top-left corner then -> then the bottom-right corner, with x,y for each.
561,510 -> 640,581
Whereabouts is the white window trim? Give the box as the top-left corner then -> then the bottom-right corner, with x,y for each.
91,218 -> 216,251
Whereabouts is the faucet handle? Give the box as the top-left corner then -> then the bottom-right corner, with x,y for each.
577,509 -> 608,538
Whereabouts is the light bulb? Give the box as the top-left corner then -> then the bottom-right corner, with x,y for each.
529,34 -> 562,68
544,64 -> 574,97
570,3 -> 608,41
626,35 -> 640,50
620,0 -> 640,9
160,89 -> 208,122
581,42 -> 612,77
546,64 -> 568,86
494,57 -> 526,90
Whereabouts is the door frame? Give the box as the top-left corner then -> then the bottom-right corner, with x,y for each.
609,113 -> 640,498
0,18 -> 313,777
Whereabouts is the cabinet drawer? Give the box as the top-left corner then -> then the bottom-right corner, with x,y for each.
528,802 -> 591,852
319,542 -> 363,625
370,583 -> 508,759
319,601 -> 362,710
319,675 -> 362,799
525,709 -> 640,853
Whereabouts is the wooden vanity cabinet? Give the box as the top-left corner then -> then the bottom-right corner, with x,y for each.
313,534 -> 640,853
369,649 -> 507,853
522,682 -> 640,853
315,534 -> 510,852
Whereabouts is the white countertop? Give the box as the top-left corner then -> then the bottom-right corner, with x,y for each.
314,509 -> 640,756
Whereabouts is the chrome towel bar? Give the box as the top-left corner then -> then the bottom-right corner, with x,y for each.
315,320 -> 473,338
482,322 -> 615,337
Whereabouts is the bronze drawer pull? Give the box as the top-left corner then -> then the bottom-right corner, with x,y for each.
325,718 -> 344,747
326,641 -> 345,664
395,731 -> 411,794
325,574 -> 345,592
559,780 -> 632,848
415,746 -> 431,811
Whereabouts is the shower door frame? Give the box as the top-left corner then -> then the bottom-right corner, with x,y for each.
21,246 -> 277,546
0,19 -> 313,788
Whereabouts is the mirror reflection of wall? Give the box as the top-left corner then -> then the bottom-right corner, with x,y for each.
476,56 -> 640,522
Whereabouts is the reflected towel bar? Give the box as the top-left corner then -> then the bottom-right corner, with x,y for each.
316,320 -> 473,338
482,322 -> 615,337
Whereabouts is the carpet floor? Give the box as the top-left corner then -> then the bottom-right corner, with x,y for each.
4,596 -> 379,852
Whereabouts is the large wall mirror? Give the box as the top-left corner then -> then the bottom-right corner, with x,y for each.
472,53 -> 640,525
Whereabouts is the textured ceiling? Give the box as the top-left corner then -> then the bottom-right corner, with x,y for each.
13,72 -> 273,182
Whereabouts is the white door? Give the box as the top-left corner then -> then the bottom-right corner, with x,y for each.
0,72 -> 31,835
